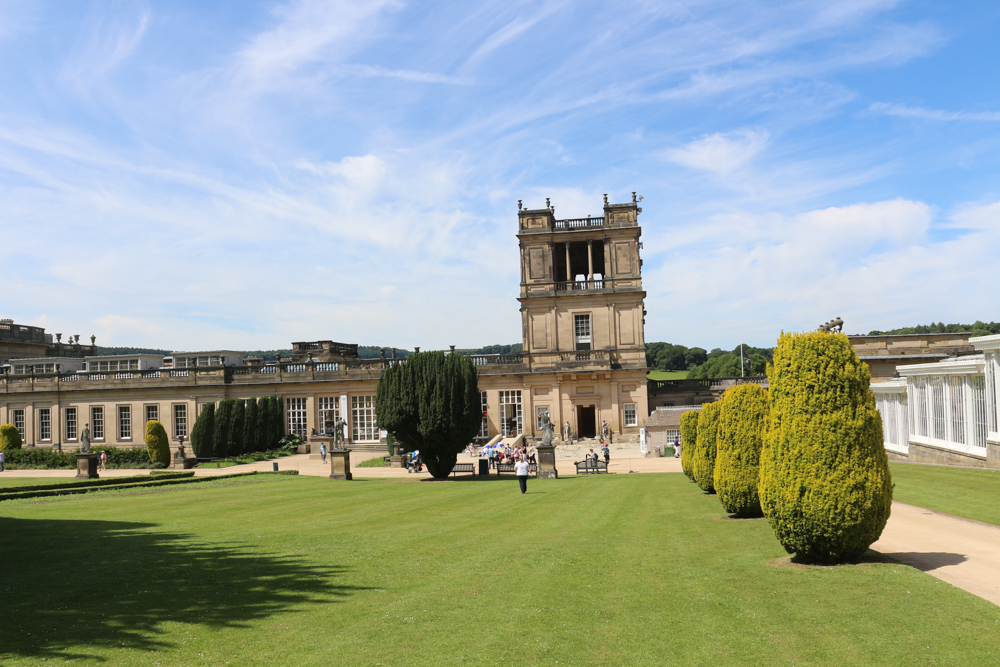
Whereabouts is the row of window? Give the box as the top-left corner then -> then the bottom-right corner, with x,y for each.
7,393 -> 640,444
908,375 -> 988,449
7,405 -> 188,442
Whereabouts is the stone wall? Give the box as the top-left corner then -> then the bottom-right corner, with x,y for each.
904,441 -> 988,468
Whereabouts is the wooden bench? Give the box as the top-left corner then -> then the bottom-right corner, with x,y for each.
574,459 -> 608,474
451,463 -> 476,477
495,462 -> 537,476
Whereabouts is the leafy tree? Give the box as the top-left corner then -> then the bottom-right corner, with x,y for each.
693,401 -> 721,493
714,383 -> 768,517
144,419 -> 171,466
0,423 -> 23,451
759,331 -> 892,564
245,397 -> 260,454
213,400 -> 234,458
230,399 -> 246,456
190,403 -> 215,458
375,351 -> 481,478
679,410 -> 699,482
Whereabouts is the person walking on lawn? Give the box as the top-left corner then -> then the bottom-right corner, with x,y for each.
515,457 -> 530,494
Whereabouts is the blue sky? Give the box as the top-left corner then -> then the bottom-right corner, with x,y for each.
1,0 -> 998,352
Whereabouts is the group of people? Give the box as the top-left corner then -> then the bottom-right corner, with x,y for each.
586,441 -> 611,466
480,442 -> 536,468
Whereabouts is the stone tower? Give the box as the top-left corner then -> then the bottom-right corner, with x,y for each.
516,194 -> 647,438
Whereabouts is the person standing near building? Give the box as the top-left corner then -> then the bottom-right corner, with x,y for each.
515,457 -> 530,494
99,450 -> 107,471
320,443 -> 327,463
601,441 -> 610,466
673,435 -> 681,458
0,450 -> 5,472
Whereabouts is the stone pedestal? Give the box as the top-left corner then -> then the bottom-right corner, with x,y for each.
76,452 -> 99,479
388,443 -> 405,468
329,448 -> 353,480
536,444 -> 558,479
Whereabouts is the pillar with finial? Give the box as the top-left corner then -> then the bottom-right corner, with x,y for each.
603,193 -> 608,204
632,192 -> 637,203
518,200 -> 522,210
546,197 -> 550,209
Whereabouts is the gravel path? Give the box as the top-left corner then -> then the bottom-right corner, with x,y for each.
872,501 -> 1000,607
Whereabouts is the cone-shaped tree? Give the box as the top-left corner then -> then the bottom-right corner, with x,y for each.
375,351 -> 481,478
213,400 -> 234,458
230,399 -> 246,456
0,423 -> 23,451
144,419 -> 171,466
190,403 -> 215,458
759,331 -> 892,564
271,396 -> 284,448
679,410 -> 699,482
259,396 -> 274,451
245,397 -> 260,454
715,383 -> 768,517
693,401 -> 721,493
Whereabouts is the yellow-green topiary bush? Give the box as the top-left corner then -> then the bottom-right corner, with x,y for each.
680,409 -> 700,482
144,420 -> 171,466
759,331 -> 892,564
693,401 -> 721,493
0,423 -> 22,451
714,383 -> 768,517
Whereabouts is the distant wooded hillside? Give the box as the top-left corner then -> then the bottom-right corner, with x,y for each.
865,321 -> 1000,338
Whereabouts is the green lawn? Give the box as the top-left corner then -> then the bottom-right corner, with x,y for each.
1,474 -> 998,666
647,369 -> 688,380
889,461 -> 1000,525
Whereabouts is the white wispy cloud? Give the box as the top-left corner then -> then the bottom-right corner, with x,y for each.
665,129 -> 770,175
868,102 -> 1000,122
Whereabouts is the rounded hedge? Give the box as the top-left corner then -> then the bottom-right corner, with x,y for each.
144,420 -> 171,466
0,423 -> 22,451
693,401 -> 721,493
759,331 -> 892,564
679,410 -> 700,482
714,383 -> 768,517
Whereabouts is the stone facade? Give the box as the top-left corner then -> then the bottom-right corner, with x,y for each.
0,196 -> 650,451
848,332 -> 977,382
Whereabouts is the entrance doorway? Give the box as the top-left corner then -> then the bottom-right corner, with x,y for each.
577,405 -> 596,439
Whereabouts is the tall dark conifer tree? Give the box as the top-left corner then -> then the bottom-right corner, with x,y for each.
245,397 -> 260,454
375,351 -> 481,478
190,403 -> 216,458
230,399 -> 246,456
214,399 -> 234,458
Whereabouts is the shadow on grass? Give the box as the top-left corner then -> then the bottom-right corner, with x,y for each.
0,516 -> 368,662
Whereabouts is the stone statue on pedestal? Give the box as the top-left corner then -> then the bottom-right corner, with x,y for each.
563,420 -> 571,442
541,415 -> 554,446
334,418 -> 347,448
80,424 -> 91,453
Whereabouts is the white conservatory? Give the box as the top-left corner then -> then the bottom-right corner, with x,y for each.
872,334 -> 1000,468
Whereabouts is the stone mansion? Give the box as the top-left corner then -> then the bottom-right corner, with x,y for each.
0,196 -> 649,453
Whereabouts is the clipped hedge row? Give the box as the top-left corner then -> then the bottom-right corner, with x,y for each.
2,448 -> 77,469
714,383 -> 768,518
693,401 -> 721,493
760,331 -> 892,564
679,410 -> 700,482
0,472 -> 194,496
0,470 -> 298,503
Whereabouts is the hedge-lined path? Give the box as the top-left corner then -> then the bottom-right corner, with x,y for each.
872,501 -> 1000,607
